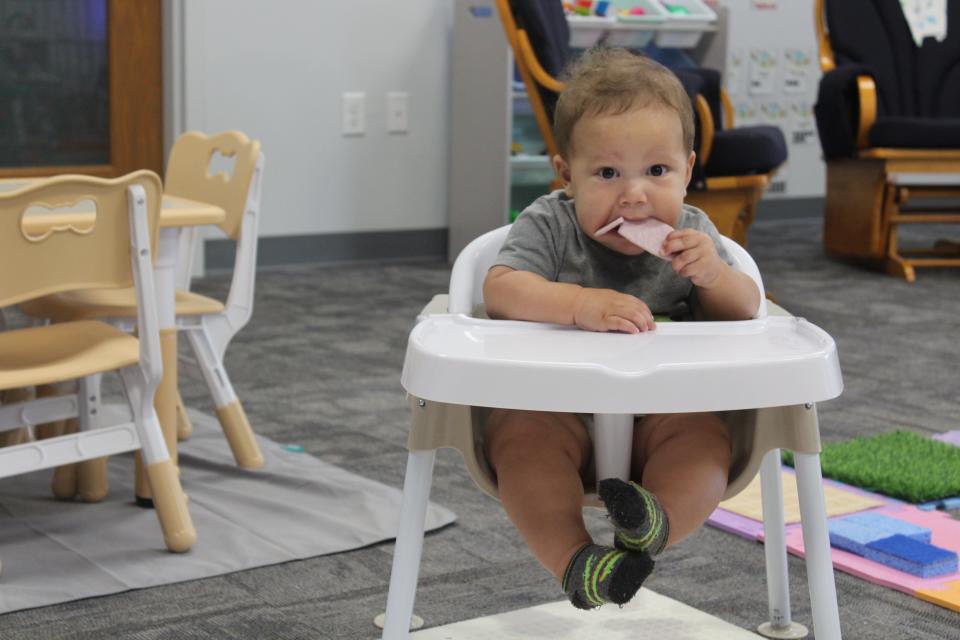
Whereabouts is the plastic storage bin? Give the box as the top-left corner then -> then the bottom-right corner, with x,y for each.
655,0 -> 717,48
510,155 -> 555,187
607,0 -> 668,49
566,15 -> 616,48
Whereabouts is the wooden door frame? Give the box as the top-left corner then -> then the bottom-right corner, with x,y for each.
0,0 -> 163,179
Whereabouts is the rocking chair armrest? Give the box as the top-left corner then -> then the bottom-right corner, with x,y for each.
695,94 -> 715,166
516,29 -> 565,94
815,64 -> 878,159
855,74 -> 877,150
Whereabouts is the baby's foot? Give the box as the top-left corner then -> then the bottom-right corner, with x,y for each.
561,543 -> 654,610
598,478 -> 670,556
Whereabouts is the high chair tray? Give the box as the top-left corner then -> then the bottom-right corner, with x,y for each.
401,315 -> 842,414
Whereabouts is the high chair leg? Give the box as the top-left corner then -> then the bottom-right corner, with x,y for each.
758,449 -> 808,639
382,449 -> 436,640
592,413 -> 634,483
795,451 -> 842,640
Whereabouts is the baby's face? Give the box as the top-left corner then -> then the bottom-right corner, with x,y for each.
553,105 -> 695,256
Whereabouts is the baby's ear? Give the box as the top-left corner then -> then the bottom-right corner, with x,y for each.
552,154 -> 572,189
684,151 -> 696,186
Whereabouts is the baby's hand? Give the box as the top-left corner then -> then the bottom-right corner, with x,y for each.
663,229 -> 725,288
572,288 -> 656,334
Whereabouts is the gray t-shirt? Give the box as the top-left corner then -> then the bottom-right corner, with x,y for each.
493,190 -> 732,319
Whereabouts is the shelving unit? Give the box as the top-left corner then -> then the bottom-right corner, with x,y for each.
448,0 -> 719,258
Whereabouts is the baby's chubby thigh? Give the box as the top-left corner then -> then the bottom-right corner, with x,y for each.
630,412 -> 732,481
484,409 -> 593,476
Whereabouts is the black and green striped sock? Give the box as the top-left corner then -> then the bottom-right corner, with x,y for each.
561,543 -> 654,610
598,478 -> 670,556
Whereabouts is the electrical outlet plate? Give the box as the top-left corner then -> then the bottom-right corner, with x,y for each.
387,91 -> 409,134
342,92 -> 365,136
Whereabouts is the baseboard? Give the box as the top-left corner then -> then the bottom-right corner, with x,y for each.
755,197 -> 824,222
204,199 -> 825,270
205,228 -> 448,270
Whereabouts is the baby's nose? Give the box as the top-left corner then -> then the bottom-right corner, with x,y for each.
619,180 -> 648,207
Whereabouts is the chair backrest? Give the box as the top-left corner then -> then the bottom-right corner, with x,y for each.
164,130 -> 261,240
821,0 -> 960,118
0,171 -> 162,307
449,224 -> 767,319
449,225 -> 512,314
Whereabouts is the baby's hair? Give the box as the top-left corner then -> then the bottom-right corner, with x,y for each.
553,47 -> 695,158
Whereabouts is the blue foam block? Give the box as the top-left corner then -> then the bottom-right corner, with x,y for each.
864,534 -> 958,578
844,513 -> 932,541
941,497 -> 960,510
828,513 -> 931,556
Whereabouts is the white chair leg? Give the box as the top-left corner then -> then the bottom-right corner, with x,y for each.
77,375 -> 109,502
185,326 -> 236,409
382,449 -> 436,640
758,449 -> 808,639
185,326 -> 263,468
592,413 -> 634,483
119,366 -> 196,553
795,451 -> 842,640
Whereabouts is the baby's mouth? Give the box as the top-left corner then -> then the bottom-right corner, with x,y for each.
595,216 -> 676,260
596,217 -> 625,236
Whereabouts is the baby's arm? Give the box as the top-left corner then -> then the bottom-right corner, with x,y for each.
663,229 -> 761,321
484,266 -> 657,333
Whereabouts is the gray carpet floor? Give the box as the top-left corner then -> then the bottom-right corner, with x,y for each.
1,216 -> 958,639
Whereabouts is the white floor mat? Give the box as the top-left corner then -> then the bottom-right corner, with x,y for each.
0,408 -> 455,614
412,588 -> 760,639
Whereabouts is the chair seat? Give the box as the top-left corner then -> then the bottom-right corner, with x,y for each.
869,117 -> 960,150
0,321 -> 139,390
705,126 -> 788,177
20,288 -> 225,322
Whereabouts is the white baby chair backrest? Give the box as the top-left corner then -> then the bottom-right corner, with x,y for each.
448,224 -> 767,318
448,224 -> 513,314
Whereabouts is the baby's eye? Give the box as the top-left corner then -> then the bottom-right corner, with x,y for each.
648,165 -> 667,177
598,167 -> 619,180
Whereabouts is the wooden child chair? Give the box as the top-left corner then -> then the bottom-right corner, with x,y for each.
0,171 -> 195,553
380,226 -> 845,639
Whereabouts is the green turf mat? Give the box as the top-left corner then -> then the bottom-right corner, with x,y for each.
782,430 -> 960,503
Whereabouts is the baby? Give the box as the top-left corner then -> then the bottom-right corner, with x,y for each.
482,47 -> 760,609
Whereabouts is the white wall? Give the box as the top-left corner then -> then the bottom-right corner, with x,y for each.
167,0 -> 453,239
715,0 -> 825,198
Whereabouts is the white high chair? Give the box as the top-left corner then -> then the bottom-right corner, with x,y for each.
381,225 -> 845,639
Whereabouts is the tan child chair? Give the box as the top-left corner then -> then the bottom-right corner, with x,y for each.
0,171 -> 195,553
21,131 -> 266,502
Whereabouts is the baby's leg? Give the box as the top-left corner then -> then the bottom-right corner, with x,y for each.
600,413 -> 731,552
485,409 -> 594,580
485,409 -> 653,608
